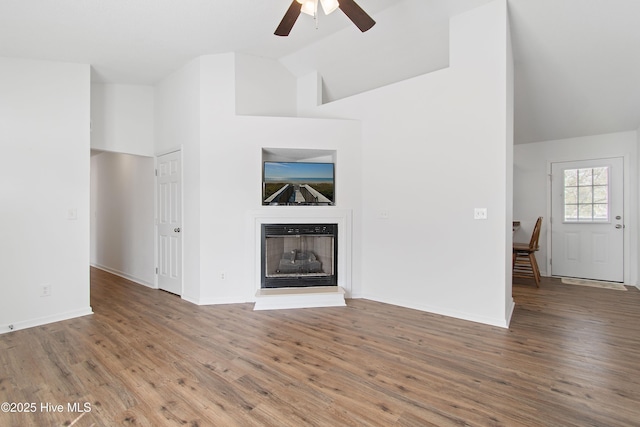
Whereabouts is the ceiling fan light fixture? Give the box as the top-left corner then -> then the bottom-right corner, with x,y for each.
275,0 -> 375,36
300,0 -> 316,16
320,0 -> 339,15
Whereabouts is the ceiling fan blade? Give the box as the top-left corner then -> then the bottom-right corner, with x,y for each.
339,0 -> 376,32
275,1 -> 302,36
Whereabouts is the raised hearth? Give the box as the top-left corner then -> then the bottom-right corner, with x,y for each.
254,286 -> 346,310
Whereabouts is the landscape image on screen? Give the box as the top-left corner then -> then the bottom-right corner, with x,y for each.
263,162 -> 334,206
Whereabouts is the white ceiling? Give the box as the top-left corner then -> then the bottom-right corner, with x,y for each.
1,0 -> 639,144
510,0 -> 640,143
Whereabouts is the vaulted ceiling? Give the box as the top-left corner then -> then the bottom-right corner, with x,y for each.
1,0 -> 639,144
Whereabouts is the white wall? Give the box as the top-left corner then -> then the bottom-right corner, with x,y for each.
505,14 -> 514,317
303,0 -> 514,327
91,84 -> 154,156
90,151 -> 155,286
514,131 -> 638,284
235,53 -> 296,117
280,0 -> 454,103
199,115 -> 363,304
151,1 -> 513,327
154,53 -> 364,304
155,57 -> 202,302
0,57 -> 92,333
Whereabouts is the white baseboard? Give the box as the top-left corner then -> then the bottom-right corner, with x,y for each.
1,307 -> 93,335
91,264 -> 156,289
181,294 -> 200,305
361,294 -> 511,329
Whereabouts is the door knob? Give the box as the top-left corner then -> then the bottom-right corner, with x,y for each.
174,227 -> 181,232
615,224 -> 623,229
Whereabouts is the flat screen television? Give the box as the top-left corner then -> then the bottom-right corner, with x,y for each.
263,161 -> 335,206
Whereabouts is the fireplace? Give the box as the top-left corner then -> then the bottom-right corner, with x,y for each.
261,223 -> 337,288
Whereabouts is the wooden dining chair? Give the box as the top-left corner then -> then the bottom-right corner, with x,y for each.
513,217 -> 543,287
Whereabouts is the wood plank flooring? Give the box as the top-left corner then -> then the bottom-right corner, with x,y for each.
1,268 -> 639,426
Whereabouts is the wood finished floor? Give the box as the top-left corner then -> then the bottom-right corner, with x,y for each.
1,269 -> 640,426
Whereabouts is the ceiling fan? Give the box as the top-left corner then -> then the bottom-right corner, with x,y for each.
275,0 -> 376,36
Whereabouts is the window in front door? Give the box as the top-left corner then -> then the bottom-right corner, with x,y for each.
563,166 -> 609,222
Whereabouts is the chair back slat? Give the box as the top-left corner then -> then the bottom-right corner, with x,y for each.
529,217 -> 543,251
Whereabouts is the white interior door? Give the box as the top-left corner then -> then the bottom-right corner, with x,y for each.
157,150 -> 182,295
551,157 -> 624,282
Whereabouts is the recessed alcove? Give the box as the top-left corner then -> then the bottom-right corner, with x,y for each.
262,147 -> 336,163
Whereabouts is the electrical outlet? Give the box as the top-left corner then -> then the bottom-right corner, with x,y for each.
474,208 -> 488,220
40,284 -> 52,297
220,272 -> 226,280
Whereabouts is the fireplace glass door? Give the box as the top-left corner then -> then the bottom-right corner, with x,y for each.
261,224 -> 337,288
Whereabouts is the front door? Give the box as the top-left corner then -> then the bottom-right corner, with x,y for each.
550,157 -> 624,282
157,150 -> 182,295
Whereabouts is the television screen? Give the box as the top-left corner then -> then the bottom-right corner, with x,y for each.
263,162 -> 335,206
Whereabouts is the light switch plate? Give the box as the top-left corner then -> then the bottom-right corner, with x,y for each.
474,208 -> 488,220
40,284 -> 51,297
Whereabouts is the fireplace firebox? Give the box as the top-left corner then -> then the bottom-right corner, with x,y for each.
261,223 -> 337,288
